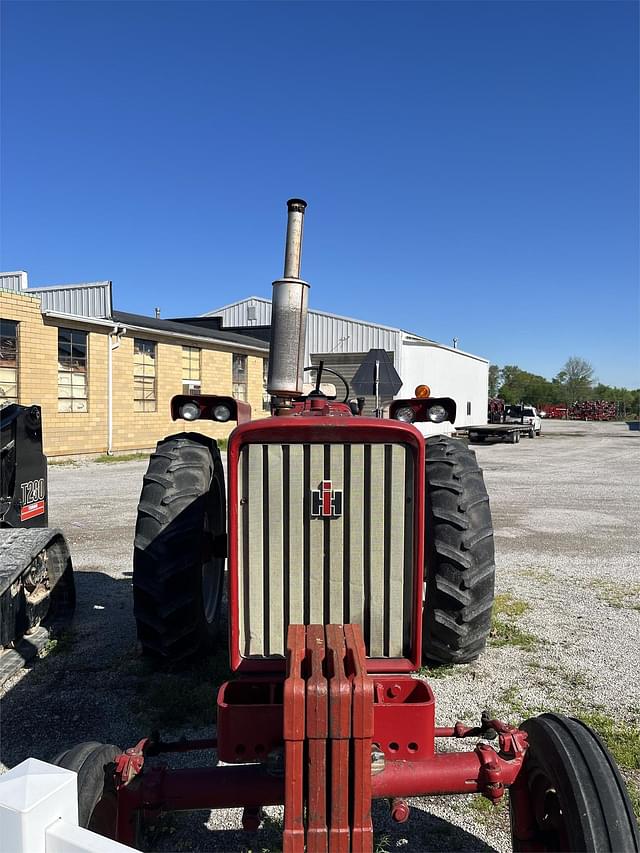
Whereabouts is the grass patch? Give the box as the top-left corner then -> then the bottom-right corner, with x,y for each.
498,686 -> 549,722
490,619 -> 538,651
141,813 -> 181,852
490,593 -> 538,651
127,647 -> 230,731
248,814 -> 285,853
94,441 -> 226,464
418,662 -> 462,679
94,452 -> 150,463
468,792 -> 508,820
588,579 -> 640,612
495,691 -> 640,820
577,709 -> 640,771
42,628 -> 76,656
373,834 -> 392,853
554,665 -> 590,691
493,593 -> 530,619
519,567 -> 554,583
48,458 -> 78,467
574,707 -> 640,821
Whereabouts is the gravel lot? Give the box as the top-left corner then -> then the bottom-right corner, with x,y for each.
1,419 -> 638,851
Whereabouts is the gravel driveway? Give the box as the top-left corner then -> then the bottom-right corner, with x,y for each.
1,419 -> 638,851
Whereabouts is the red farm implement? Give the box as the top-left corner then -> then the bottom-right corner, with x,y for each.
54,200 -> 639,852
542,401 -> 618,421
540,404 -> 568,419
569,400 -> 618,421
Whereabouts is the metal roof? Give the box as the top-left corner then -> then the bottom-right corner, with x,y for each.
112,311 -> 268,352
204,295 -> 419,337
0,271 -> 28,292
29,281 -> 113,318
401,334 -> 488,363
205,296 -> 488,362
205,295 -> 489,373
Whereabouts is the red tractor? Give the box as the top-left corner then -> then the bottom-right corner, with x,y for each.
54,200 -> 638,851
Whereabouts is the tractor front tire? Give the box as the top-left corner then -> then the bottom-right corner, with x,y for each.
52,742 -> 121,838
510,713 -> 639,851
133,434 -> 226,663
422,435 -> 495,664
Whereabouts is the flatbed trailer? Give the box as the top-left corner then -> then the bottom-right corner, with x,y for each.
457,423 -> 537,443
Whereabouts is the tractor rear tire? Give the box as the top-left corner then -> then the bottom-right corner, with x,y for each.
53,741 -> 121,838
510,713 -> 640,851
422,435 -> 495,664
133,433 -> 226,663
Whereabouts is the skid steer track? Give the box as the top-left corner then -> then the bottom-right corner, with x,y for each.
0,528 -> 75,684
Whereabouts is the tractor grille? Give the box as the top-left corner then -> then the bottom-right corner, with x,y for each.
237,442 -> 415,659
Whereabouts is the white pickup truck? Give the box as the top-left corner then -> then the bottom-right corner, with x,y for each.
504,405 -> 542,436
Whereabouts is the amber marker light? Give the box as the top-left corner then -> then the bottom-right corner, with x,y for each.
415,384 -> 431,398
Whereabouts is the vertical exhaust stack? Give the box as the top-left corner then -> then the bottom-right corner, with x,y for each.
267,198 -> 309,403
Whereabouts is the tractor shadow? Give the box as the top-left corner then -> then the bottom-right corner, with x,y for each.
1,570 -> 500,852
1,569 -> 147,768
147,801 -> 500,852
1,566 -> 231,771
370,798 -> 501,852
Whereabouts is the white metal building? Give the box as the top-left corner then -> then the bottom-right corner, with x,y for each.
204,297 -> 489,433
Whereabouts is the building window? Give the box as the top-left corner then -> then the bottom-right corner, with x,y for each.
0,319 -> 18,404
262,359 -> 270,410
134,339 -> 157,412
182,346 -> 201,394
467,401 -> 472,416
232,353 -> 247,401
58,328 -> 88,412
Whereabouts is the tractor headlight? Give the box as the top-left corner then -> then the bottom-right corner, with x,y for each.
394,406 -> 416,423
428,404 -> 448,423
179,402 -> 201,421
213,404 -> 232,422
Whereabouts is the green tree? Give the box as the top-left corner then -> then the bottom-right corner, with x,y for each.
492,360 -> 637,417
498,366 -> 554,407
554,356 -> 595,403
488,364 -> 502,397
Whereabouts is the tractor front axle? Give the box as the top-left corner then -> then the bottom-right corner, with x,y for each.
113,624 -> 529,851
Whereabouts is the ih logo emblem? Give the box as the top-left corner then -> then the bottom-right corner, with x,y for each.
311,480 -> 343,519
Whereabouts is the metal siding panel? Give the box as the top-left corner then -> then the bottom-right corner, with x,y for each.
209,299 -> 273,328
0,273 -> 25,292
247,444 -> 264,655
211,303 -> 407,382
348,445 -> 365,627
368,444 -> 386,656
33,283 -> 111,318
328,444 -> 344,623
288,444 -> 305,624
402,450 -> 415,654
238,448 -> 247,654
267,445 -> 284,654
256,301 -> 272,325
388,446 -> 406,656
308,444 -> 325,623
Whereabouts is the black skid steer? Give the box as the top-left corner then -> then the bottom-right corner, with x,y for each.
0,404 -> 75,682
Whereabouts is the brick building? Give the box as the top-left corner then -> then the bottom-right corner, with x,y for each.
0,273 -> 269,457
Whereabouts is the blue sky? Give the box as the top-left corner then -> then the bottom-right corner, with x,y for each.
1,1 -> 638,387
